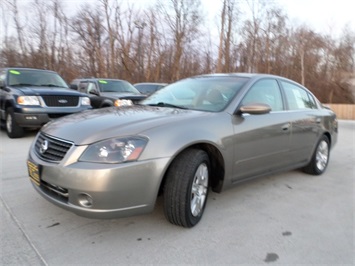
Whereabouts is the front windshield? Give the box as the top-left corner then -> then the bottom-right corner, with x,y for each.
141,76 -> 249,112
98,79 -> 140,94
8,69 -> 68,88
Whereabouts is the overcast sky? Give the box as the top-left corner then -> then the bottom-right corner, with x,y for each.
277,0 -> 354,35
13,0 -> 355,36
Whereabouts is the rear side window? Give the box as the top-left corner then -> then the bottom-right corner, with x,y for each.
281,81 -> 317,110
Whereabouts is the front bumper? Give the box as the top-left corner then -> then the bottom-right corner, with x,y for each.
15,113 -> 51,128
27,144 -> 170,219
13,105 -> 91,128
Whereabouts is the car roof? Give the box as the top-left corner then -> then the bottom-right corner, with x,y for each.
74,78 -> 127,82
134,82 -> 168,86
192,72 -> 303,85
1,67 -> 56,73
195,73 -> 280,79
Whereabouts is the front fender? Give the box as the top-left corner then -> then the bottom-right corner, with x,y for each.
138,112 -> 235,188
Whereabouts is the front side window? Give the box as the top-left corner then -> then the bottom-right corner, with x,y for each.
281,81 -> 317,110
86,82 -> 97,94
241,79 -> 284,111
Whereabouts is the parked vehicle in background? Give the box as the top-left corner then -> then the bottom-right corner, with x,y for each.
0,67 -> 91,138
134,82 -> 167,95
70,78 -> 146,108
27,73 -> 338,228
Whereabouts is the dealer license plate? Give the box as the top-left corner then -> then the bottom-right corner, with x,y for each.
27,160 -> 40,186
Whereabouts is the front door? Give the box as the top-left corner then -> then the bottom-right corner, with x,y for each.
232,78 -> 291,182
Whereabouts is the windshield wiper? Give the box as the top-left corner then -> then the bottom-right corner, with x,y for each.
147,102 -> 187,109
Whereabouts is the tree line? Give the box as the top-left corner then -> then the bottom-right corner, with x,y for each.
1,0 -> 354,103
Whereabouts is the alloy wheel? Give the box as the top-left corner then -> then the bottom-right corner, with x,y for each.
190,163 -> 208,217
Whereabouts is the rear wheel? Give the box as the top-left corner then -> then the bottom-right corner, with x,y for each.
303,135 -> 330,175
163,149 -> 210,228
6,107 -> 24,138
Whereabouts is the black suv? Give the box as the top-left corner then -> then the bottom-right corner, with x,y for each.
70,78 -> 146,108
0,68 -> 92,138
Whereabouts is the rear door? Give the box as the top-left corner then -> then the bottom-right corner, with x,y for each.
232,78 -> 291,182
280,80 -> 322,164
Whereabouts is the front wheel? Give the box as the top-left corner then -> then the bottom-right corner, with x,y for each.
303,135 -> 330,175
6,107 -> 24,138
163,149 -> 210,228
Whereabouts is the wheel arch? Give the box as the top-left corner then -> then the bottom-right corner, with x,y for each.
159,142 -> 225,196
2,100 -> 14,120
100,100 -> 114,108
4,99 -> 14,111
323,131 -> 331,147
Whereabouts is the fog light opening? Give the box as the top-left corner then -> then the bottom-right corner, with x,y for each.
78,193 -> 93,208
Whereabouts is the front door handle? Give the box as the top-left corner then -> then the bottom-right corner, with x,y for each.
282,123 -> 290,131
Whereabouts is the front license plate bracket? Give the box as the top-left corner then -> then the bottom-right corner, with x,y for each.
27,160 -> 41,186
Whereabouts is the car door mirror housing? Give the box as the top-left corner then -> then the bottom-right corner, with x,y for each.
89,88 -> 99,96
238,103 -> 271,115
0,79 -> 5,89
70,84 -> 78,90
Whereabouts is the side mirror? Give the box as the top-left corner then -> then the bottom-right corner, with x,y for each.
89,89 -> 99,96
70,84 -> 78,90
238,103 -> 271,115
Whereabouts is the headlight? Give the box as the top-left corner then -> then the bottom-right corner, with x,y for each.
79,136 -> 148,163
114,99 -> 133,107
81,97 -> 91,106
17,96 -> 40,105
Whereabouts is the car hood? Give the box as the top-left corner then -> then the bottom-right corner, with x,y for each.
14,86 -> 83,96
42,105 -> 206,145
100,92 -> 146,100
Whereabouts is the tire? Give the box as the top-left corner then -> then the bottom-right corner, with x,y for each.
303,135 -> 330,175
6,107 -> 24,138
163,149 -> 210,228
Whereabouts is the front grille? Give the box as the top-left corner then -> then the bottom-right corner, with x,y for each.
42,95 -> 79,107
35,133 -> 73,162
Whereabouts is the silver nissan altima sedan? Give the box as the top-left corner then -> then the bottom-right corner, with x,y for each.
27,73 -> 338,228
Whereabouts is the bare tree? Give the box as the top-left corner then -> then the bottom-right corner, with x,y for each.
216,0 -> 239,73
1,0 -> 354,103
5,0 -> 28,63
157,0 -> 203,81
241,0 -> 268,72
259,7 -> 288,74
216,0 -> 226,73
70,4 -> 106,77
